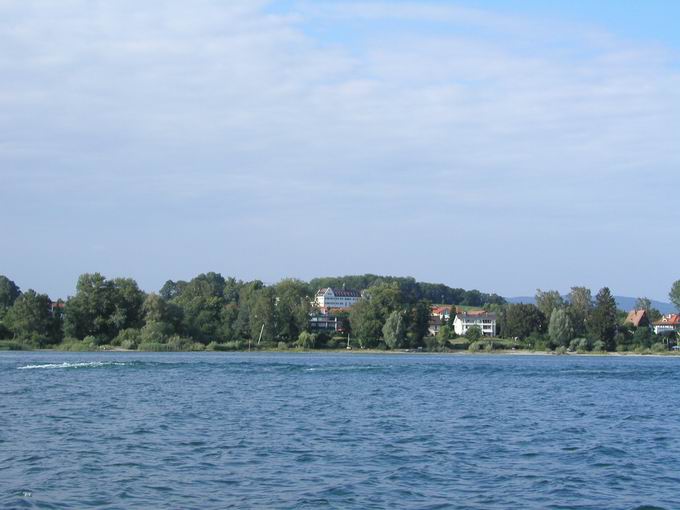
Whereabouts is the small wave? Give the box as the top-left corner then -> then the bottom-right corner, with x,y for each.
17,361 -> 129,370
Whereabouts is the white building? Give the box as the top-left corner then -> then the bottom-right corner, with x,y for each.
314,288 -> 362,309
453,311 -> 497,337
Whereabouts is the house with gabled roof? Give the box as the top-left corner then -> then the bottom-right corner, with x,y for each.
624,309 -> 649,328
652,314 -> 680,335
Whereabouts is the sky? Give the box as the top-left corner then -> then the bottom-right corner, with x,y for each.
1,0 -> 679,301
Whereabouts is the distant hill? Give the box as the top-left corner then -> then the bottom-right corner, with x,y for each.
507,296 -> 676,315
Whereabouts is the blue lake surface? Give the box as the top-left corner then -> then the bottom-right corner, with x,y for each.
1,352 -> 679,509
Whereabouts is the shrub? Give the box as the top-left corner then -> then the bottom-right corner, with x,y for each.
121,339 -> 137,350
592,340 -> 606,352
555,346 -> 567,355
113,328 -> 141,348
0,340 -> 29,351
296,331 -> 317,349
277,341 -> 288,350
468,340 -> 484,352
465,326 -> 483,341
652,342 -> 667,353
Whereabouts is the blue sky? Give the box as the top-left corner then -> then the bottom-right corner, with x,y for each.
1,1 -> 679,301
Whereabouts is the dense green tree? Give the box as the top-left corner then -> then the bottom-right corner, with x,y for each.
5,290 -> 53,342
548,308 -> 574,348
159,280 -> 187,301
274,279 -> 311,341
500,303 -> 546,339
64,273 -> 144,341
535,289 -> 565,320
588,287 -> 618,351
142,293 -> 182,334
64,273 -> 117,340
635,297 -> 652,315
382,311 -> 406,349
465,325 -> 483,341
669,280 -> 680,312
407,300 -> 431,347
0,275 -> 21,313
349,299 -> 383,347
250,287 -> 276,345
111,278 -> 145,331
568,286 -> 592,337
223,277 -> 243,304
234,281 -> 264,340
219,303 -> 240,341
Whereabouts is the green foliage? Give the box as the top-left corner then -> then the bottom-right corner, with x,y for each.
5,289 -> 54,342
64,273 -> 144,341
535,289 -> 565,320
670,280 -> 680,312
652,342 -> 668,353
501,304 -> 546,339
588,287 -> 618,351
296,331 -> 317,349
113,328 -> 141,349
0,340 -> 31,350
0,275 -> 21,314
567,287 -> 592,337
349,298 -> 383,348
274,279 -> 311,341
569,338 -> 590,353
382,310 -> 407,349
465,325 -> 483,341
548,308 -> 574,348
592,340 -> 606,352
140,320 -> 173,344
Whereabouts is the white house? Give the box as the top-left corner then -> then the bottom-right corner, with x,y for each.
314,288 -> 362,309
652,314 -> 680,335
453,311 -> 497,337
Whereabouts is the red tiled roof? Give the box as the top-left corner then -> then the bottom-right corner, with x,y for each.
653,314 -> 680,326
625,309 -> 647,327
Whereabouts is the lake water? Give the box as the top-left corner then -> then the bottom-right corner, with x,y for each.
1,352 -> 679,509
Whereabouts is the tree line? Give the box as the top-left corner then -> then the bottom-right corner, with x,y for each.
1,273 -> 678,352
0,273 -> 501,351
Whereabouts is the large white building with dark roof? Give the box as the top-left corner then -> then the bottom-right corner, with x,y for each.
314,288 -> 362,309
453,311 -> 497,337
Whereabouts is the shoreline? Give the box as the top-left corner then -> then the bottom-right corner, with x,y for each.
3,348 -> 679,358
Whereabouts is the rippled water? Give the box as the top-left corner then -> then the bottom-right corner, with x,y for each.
2,352 -> 680,509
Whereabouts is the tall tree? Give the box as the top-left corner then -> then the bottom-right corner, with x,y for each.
588,287 -> 618,351
111,278 -> 145,331
274,279 -> 311,341
382,310 -> 406,349
669,280 -> 680,312
64,273 -> 117,340
548,308 -> 574,348
568,286 -> 592,337
500,304 -> 546,339
0,275 -> 21,313
250,287 -> 276,345
349,299 -> 383,348
6,290 -> 53,342
635,297 -> 652,314
407,300 -> 431,347
535,289 -> 565,320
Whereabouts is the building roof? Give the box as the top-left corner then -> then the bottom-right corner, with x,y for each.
317,287 -> 361,298
653,314 -> 680,326
625,309 -> 647,327
456,311 -> 497,320
432,306 -> 451,315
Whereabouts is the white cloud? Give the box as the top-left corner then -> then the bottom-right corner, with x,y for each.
1,0 -> 679,297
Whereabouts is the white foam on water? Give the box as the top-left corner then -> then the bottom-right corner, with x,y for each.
17,361 -> 128,370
